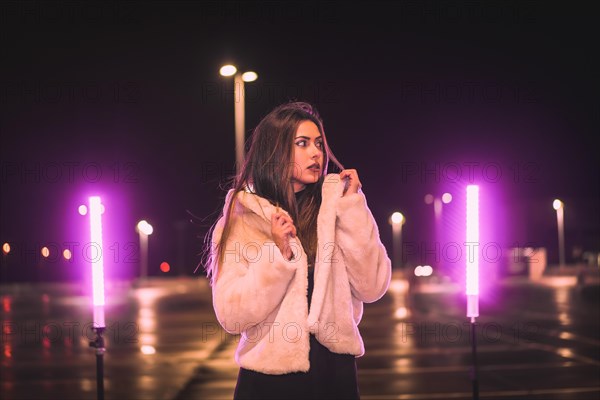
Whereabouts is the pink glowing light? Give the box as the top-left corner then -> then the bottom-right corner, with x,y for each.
89,196 -> 106,328
466,185 -> 479,320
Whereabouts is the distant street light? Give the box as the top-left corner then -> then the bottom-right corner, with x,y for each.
553,199 -> 565,267
425,193 -> 452,269
390,211 -> 405,269
219,64 -> 258,174
136,220 -> 153,280
425,192 -> 452,221
2,242 -> 10,271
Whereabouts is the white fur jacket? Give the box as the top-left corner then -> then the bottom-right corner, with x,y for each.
210,174 -> 391,374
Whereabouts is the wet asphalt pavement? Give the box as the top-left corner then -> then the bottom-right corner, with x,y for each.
1,272 -> 599,399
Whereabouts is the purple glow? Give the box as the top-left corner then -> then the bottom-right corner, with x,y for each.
466,185 -> 479,319
89,196 -> 105,328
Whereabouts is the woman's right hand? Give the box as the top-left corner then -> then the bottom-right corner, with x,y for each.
271,210 -> 297,261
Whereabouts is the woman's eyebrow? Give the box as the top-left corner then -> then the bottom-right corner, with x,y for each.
294,135 -> 322,140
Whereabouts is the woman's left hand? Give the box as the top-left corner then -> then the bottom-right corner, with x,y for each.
340,169 -> 362,196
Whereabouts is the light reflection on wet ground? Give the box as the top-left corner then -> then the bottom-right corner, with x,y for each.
0,277 -> 220,400
175,273 -> 600,400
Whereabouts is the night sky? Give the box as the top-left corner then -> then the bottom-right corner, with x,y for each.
1,1 -> 598,282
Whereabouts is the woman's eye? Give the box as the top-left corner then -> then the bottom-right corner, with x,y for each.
316,141 -> 323,149
295,140 -> 306,147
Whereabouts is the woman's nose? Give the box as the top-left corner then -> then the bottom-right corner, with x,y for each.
309,143 -> 321,157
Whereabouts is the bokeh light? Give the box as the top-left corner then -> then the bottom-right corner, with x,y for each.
219,64 -> 237,76
414,265 -> 433,277
242,71 -> 258,82
140,345 -> 156,355
553,199 -> 563,210
441,192 -> 453,204
160,262 -> 170,273
137,220 -> 154,235
391,212 -> 404,225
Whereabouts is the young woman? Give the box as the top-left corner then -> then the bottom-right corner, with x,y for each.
205,101 -> 391,399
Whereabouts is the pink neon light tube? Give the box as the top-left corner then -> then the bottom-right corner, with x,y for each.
466,185 -> 479,320
89,196 -> 106,328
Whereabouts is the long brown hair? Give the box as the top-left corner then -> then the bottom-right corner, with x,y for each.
204,101 -> 343,283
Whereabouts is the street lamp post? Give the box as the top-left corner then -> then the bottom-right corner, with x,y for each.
219,65 -> 258,174
553,199 -> 565,267
425,192 -> 452,226
2,242 -> 9,271
137,220 -> 153,281
174,220 -> 187,276
424,193 -> 452,270
390,212 -> 405,269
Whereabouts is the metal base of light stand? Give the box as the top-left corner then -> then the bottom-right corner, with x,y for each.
470,318 -> 479,400
89,327 -> 106,400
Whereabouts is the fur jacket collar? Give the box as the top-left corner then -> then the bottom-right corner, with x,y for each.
211,174 -> 391,374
